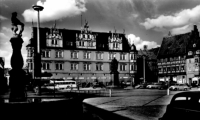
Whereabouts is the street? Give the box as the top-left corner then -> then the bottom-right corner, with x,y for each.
83,88 -> 198,120
1,87 -> 199,120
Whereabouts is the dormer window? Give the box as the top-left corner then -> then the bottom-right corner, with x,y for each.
188,51 -> 193,55
46,28 -> 63,47
196,50 -> 200,54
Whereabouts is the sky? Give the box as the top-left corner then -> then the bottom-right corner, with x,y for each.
1,0 -> 200,68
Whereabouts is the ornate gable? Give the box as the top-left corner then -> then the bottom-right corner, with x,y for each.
46,24 -> 63,47
108,30 -> 122,50
76,20 -> 97,49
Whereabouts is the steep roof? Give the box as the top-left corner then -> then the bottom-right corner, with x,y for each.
157,32 -> 191,58
27,27 -> 131,52
158,25 -> 200,58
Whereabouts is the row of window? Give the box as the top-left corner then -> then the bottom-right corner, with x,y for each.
158,66 -> 185,72
27,50 -> 136,60
188,50 -> 200,55
27,62 -> 137,71
158,56 -> 186,63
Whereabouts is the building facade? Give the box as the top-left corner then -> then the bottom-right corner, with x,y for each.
26,22 -> 137,85
157,25 -> 200,85
186,25 -> 200,85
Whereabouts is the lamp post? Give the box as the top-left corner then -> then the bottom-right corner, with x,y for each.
32,5 -> 43,95
143,55 -> 146,83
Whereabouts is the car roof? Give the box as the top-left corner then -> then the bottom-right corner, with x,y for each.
172,91 -> 200,100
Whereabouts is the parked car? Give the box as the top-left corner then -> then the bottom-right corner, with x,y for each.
93,82 -> 106,89
146,83 -> 166,89
135,83 -> 151,89
169,84 -> 191,91
159,91 -> 200,120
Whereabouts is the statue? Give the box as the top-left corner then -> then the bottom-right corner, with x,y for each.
111,57 -> 118,73
110,57 -> 119,87
11,12 -> 24,37
9,12 -> 26,102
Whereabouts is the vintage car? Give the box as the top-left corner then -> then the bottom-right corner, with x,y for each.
146,82 -> 168,89
159,91 -> 200,120
169,84 -> 191,91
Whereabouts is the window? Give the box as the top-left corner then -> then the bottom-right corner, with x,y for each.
188,51 -> 193,55
42,62 -> 50,70
83,63 -> 91,71
96,63 -> 103,71
71,51 -> 78,59
120,53 -> 126,60
196,50 -> 200,54
130,54 -> 135,60
55,63 -> 63,70
130,64 -> 134,71
181,66 -> 185,70
55,51 -> 63,58
27,49 -> 34,57
195,58 -> 199,63
28,62 -> 33,70
96,52 -> 103,60
176,66 -> 179,71
71,63 -> 78,70
109,53 -> 115,60
84,52 -> 91,59
120,64 -> 126,71
52,39 -> 58,45
42,50 -> 50,58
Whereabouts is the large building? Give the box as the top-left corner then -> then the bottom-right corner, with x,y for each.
157,25 -> 200,85
26,22 -> 137,85
186,25 -> 200,85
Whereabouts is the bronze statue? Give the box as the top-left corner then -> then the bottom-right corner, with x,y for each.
11,12 -> 24,37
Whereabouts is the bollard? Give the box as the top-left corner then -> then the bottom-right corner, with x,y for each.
167,88 -> 170,95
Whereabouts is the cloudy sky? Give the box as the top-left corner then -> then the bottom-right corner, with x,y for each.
1,0 -> 200,68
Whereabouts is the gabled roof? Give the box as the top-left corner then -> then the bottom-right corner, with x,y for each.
157,32 -> 191,58
158,25 -> 200,59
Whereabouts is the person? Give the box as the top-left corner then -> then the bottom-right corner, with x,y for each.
11,12 -> 24,37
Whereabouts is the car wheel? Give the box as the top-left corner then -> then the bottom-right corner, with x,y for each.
174,88 -> 177,91
184,88 -> 187,91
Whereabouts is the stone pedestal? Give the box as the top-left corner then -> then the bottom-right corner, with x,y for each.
110,71 -> 120,88
9,36 -> 26,102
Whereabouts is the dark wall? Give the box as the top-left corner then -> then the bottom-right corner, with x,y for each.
136,57 -> 158,84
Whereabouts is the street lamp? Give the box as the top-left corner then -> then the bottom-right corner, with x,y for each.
32,5 -> 43,95
143,55 -> 146,83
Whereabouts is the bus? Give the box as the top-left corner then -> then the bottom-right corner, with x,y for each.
49,80 -> 77,90
33,79 -> 77,94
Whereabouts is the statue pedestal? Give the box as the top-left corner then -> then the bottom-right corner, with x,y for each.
9,36 -> 26,102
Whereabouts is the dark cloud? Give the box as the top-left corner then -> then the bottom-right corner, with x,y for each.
155,0 -> 200,15
130,0 -> 156,20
